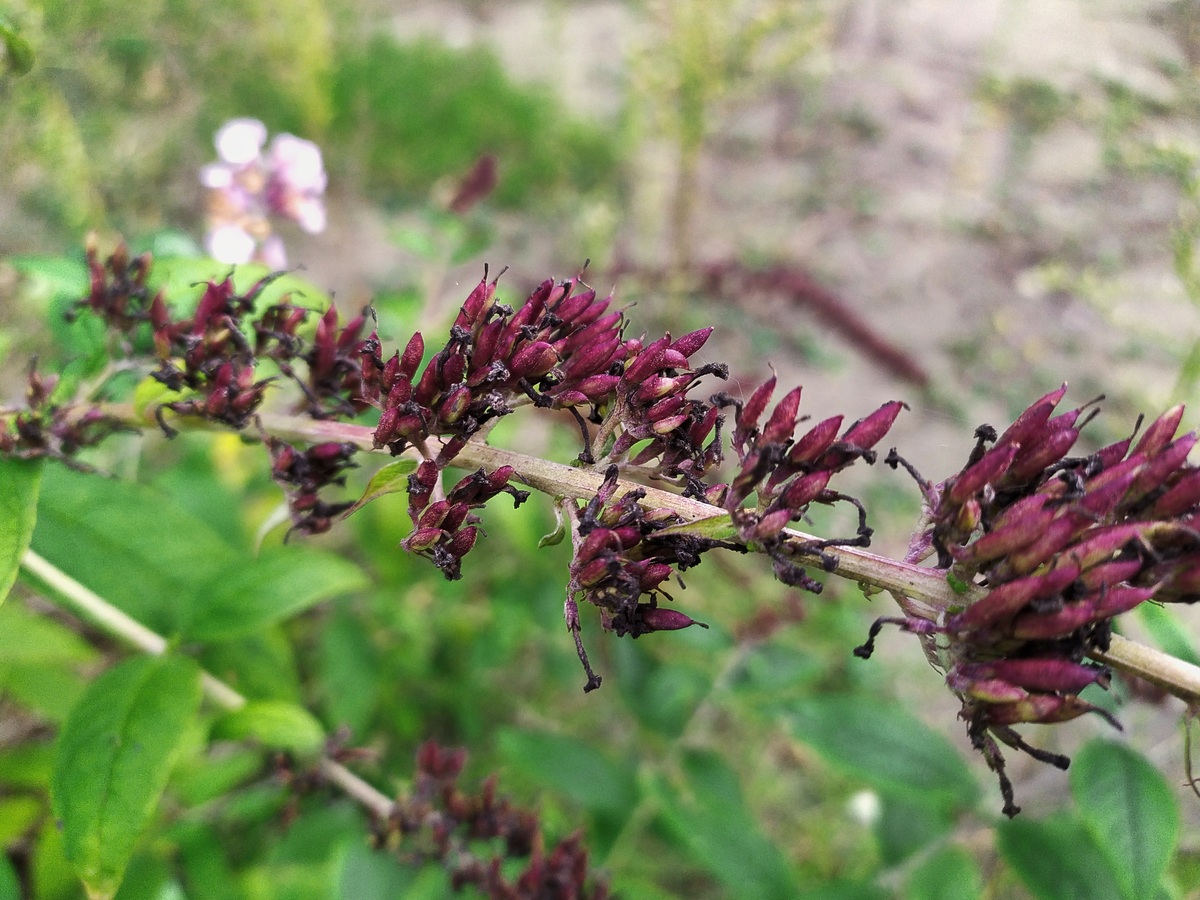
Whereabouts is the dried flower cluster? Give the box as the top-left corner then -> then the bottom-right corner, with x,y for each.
858,385 -> 1200,814
372,741 -> 608,900
715,377 -> 904,589
0,366 -> 129,465
12,241 -> 1197,826
404,461 -> 531,580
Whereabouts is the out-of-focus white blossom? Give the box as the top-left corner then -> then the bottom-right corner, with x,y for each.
214,118 -> 268,166
201,119 -> 327,267
206,224 -> 257,265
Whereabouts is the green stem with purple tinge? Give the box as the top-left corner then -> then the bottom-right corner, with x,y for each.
101,403 -> 1200,705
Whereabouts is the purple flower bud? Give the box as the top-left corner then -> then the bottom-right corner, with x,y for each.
787,415 -> 844,468
950,496 -> 1055,567
1151,468 -> 1200,518
577,529 -> 615,563
446,526 -> 478,558
1076,558 -> 1145,593
651,414 -> 690,435
403,526 -> 446,553
751,508 -> 795,540
995,383 -> 1068,450
400,332 -> 425,380
947,562 -> 1081,632
738,377 -> 776,437
983,693 -> 1119,729
573,373 -> 622,401
453,277 -> 494,330
637,606 -> 708,632
509,341 -> 560,379
419,500 -> 451,529
839,400 -> 906,452
955,676 -> 1030,703
779,470 -> 832,510
1064,523 -> 1145,570
374,406 -> 401,447
438,385 -> 473,424
1129,433 -> 1198,500
958,658 -> 1110,694
1005,425 -> 1080,485
947,444 -> 1019,507
1134,404 -> 1186,456
632,376 -> 682,404
670,327 -> 714,359
622,336 -> 672,384
762,387 -> 802,445
577,557 -> 617,587
995,514 -> 1086,579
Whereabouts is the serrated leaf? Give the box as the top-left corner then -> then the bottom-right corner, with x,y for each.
905,845 -> 982,900
787,695 -> 978,807
212,700 -> 325,755
183,548 -> 367,640
52,655 -> 202,899
653,750 -> 797,900
998,813 -> 1127,900
1071,739 -> 1179,900
0,458 -> 42,605
342,459 -> 419,518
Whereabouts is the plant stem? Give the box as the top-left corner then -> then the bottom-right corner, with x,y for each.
19,548 -> 395,820
101,403 -> 1200,704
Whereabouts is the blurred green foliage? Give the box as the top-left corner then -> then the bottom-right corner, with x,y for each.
0,0 -> 619,248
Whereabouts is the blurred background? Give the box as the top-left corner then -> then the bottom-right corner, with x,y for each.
4,1 -> 1200,897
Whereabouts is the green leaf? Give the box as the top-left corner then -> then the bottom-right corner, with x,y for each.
32,466 -> 241,634
318,602 -> 380,735
1071,739 -> 1179,900
341,459 -> 419,518
998,812 -> 1127,900
0,855 -> 19,900
212,700 -> 326,755
654,750 -> 797,900
0,601 -> 99,666
0,742 -> 54,789
199,628 -> 302,702
787,695 -> 978,807
498,728 -> 636,815
2,662 -> 88,723
906,845 -> 983,900
52,655 -> 202,899
1138,603 -> 1200,666
0,458 -> 42,605
172,748 -> 263,807
0,14 -> 33,76
0,795 -> 42,845
797,882 -> 889,900
874,791 -> 955,866
183,548 -> 367,640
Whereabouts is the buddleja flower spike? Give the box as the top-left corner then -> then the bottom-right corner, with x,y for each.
859,387 -> 1200,815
